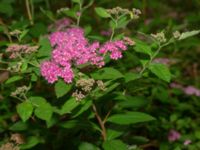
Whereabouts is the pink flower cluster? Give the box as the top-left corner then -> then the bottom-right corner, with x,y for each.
170,83 -> 200,97
41,27 -> 128,83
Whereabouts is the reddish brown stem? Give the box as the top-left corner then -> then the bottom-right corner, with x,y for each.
92,104 -> 106,141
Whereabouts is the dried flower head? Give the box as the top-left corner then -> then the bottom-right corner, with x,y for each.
6,44 -> 38,59
56,7 -> 69,14
123,37 -> 135,46
72,90 -> 86,102
151,32 -> 167,43
7,62 -> 22,72
9,29 -> 22,36
107,7 -> 129,15
10,133 -> 25,144
11,86 -> 29,97
173,31 -> 181,39
96,80 -> 106,91
106,7 -> 141,20
76,78 -> 95,92
0,142 -> 19,150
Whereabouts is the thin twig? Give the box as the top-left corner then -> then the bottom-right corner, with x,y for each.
92,103 -> 107,141
25,0 -> 34,25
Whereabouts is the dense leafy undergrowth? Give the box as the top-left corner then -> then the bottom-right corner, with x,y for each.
0,0 -> 200,150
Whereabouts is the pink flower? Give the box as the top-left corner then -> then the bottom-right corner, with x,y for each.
170,82 -> 183,89
183,86 -> 200,97
184,139 -> 191,146
40,27 -> 128,84
168,129 -> 181,142
40,61 -> 62,83
99,40 -> 127,60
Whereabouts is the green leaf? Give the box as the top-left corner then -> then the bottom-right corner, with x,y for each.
107,112 -> 155,125
20,136 -> 42,149
124,72 -> 140,83
102,140 -> 127,150
0,2 -> 13,16
79,142 -> 100,150
55,80 -> 71,98
19,29 -> 29,41
37,37 -> 52,57
29,23 -> 47,38
134,40 -> 153,56
116,16 -> 129,29
95,7 -> 111,18
72,0 -> 81,3
29,96 -> 47,106
91,67 -> 124,80
60,98 -> 80,114
149,63 -> 171,82
179,30 -> 200,40
9,121 -> 28,131
117,96 -> 148,108
17,101 -> 33,122
106,129 -> 123,140
60,120 -> 79,128
34,102 -> 53,121
5,76 -> 23,84
73,100 -> 92,117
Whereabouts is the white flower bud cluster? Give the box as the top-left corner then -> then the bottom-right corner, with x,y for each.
72,78 -> 106,101
11,86 -> 29,97
151,32 -> 167,43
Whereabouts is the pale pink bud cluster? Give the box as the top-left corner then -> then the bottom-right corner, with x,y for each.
6,44 -> 38,59
170,83 -> 200,97
100,29 -> 112,36
168,129 -> 181,142
48,18 -> 71,31
41,27 -> 128,84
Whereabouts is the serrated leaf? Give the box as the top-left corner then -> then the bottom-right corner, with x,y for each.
91,67 -> 124,80
34,102 -> 53,121
95,7 -> 111,18
149,63 -> 171,82
29,96 -> 47,106
55,80 -> 71,98
134,40 -> 153,56
17,101 -> 33,122
179,30 -> 200,40
102,140 -> 127,150
107,112 -> 155,125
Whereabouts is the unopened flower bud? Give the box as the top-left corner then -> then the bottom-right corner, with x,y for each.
173,31 -> 181,39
